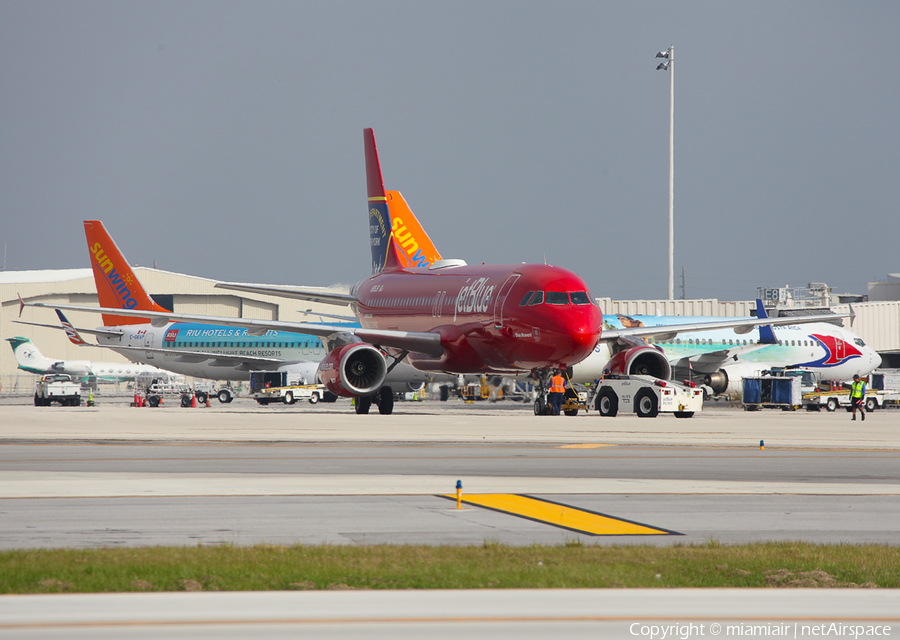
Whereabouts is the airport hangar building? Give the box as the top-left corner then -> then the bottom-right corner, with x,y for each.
2,269 -> 900,392
0,268 -> 349,393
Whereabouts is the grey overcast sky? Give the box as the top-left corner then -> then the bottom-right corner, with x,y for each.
2,1 -> 898,301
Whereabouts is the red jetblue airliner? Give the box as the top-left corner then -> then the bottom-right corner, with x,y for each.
24,129 -> 603,414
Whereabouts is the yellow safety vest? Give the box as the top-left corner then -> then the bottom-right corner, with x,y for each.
851,380 -> 866,398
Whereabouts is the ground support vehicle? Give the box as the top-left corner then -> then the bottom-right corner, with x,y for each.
143,380 -> 198,408
534,375 -> 703,417
193,380 -> 236,404
248,370 -> 324,406
742,375 -> 802,411
459,376 -> 504,402
802,389 -> 898,413
34,374 -> 81,406
588,375 -> 703,418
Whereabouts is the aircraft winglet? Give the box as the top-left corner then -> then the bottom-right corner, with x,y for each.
755,299 -> 778,345
56,310 -> 89,345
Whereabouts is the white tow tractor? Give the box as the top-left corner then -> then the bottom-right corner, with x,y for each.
588,375 -> 704,418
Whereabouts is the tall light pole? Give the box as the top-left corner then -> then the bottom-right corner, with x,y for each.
656,45 -> 674,301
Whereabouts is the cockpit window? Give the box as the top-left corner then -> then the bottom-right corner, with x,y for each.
545,291 -> 569,305
519,291 -> 535,306
529,291 -> 544,306
854,338 -> 866,347
570,291 -> 592,305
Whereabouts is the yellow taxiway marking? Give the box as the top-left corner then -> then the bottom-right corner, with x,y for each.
441,494 -> 679,536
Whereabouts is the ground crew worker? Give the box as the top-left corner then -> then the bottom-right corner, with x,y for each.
549,370 -> 566,415
850,374 -> 866,421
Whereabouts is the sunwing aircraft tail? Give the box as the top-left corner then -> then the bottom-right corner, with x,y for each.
386,190 -> 442,269
365,128 -> 442,274
83,220 -> 171,326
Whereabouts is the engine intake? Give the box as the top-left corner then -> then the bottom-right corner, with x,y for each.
317,343 -> 387,397
606,345 -> 671,379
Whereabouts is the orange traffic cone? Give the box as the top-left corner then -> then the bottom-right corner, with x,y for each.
191,392 -> 197,408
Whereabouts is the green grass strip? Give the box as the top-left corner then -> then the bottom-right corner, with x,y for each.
2,541 -> 897,593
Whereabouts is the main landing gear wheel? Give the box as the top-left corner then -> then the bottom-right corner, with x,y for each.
355,395 -> 372,415
378,386 -> 394,415
634,388 -> 659,418
595,388 -> 618,417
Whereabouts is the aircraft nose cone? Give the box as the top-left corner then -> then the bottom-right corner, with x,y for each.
872,350 -> 883,369
558,308 -> 602,361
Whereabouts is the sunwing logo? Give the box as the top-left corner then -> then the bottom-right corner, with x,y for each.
90,242 -> 139,309
391,216 -> 431,268
804,334 -> 862,367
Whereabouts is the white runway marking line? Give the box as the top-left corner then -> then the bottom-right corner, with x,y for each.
2,472 -> 900,498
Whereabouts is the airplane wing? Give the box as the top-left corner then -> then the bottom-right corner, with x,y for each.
213,282 -> 356,307
668,343 -> 772,374
13,320 -> 124,338
94,343 -> 305,370
598,310 -> 852,344
22,301 -> 445,358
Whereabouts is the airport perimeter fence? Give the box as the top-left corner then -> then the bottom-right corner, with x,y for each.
0,373 -> 142,399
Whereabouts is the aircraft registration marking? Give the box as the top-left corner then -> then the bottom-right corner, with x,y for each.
440,494 -> 680,536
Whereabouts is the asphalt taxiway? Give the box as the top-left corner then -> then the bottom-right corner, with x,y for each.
3,399 -> 899,637
2,399 -> 899,548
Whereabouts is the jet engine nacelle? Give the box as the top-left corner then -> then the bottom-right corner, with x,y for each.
317,343 -> 387,397
606,345 -> 671,380
704,370 -> 730,395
